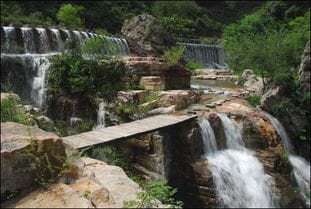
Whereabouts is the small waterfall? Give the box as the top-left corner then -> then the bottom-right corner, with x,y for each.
264,111 -> 310,206
72,31 -> 83,45
36,28 -> 50,53
30,56 -> 52,108
93,99 -> 105,130
199,118 -> 217,155
50,29 -> 63,51
217,113 -> 245,150
21,27 -> 36,53
202,113 -> 278,207
177,42 -> 227,68
3,26 -> 17,53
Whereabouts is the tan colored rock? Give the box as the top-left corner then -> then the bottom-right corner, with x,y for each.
140,76 -> 165,90
5,183 -> 93,208
158,90 -> 201,110
1,122 -> 66,195
0,92 -> 21,102
117,90 -> 145,104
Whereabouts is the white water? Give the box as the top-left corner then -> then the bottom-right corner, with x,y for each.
201,113 -> 278,207
50,29 -> 63,51
21,27 -> 36,53
30,55 -> 53,108
217,113 -> 245,150
36,28 -> 50,53
199,118 -> 217,155
264,111 -> 310,206
93,99 -> 105,130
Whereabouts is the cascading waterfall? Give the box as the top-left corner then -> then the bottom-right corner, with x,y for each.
264,111 -> 310,206
93,99 -> 105,130
1,26 -> 130,108
201,113 -> 278,208
177,42 -> 227,69
199,118 -> 217,155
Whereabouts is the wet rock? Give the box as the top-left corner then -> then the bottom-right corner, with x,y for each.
1,122 -> 66,195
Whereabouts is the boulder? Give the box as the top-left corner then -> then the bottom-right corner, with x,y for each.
1,122 -> 66,195
121,14 -> 175,56
157,90 -> 201,110
0,93 -> 21,102
4,157 -> 141,208
117,90 -> 145,104
238,69 -> 263,94
35,115 -> 55,130
260,85 -> 286,113
298,40 -> 310,92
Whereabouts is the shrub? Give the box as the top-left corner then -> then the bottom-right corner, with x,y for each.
1,97 -> 32,125
164,46 -> 185,67
185,60 -> 205,71
124,180 -> 183,208
159,15 -> 196,36
57,4 -> 85,30
245,95 -> 261,106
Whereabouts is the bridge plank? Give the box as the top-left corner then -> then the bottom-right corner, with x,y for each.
62,114 -> 196,149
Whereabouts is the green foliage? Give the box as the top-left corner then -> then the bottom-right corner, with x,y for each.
1,79 -> 16,93
159,15 -> 196,36
86,145 -> 128,171
115,104 -> 138,122
245,95 -> 261,106
185,60 -> 205,71
1,97 -> 32,125
48,41 -> 126,100
57,4 -> 84,30
223,5 -> 310,84
124,180 -> 183,208
164,46 -> 185,67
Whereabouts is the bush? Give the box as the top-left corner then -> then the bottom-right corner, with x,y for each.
57,4 -> 85,30
246,95 -> 261,107
185,60 -> 205,71
159,15 -> 196,36
1,97 -> 32,125
164,46 -> 185,67
124,180 -> 183,208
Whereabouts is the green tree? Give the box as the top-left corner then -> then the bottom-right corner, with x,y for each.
57,4 -> 85,30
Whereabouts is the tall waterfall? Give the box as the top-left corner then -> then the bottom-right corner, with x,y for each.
177,42 -> 226,69
201,113 -> 278,207
264,112 -> 310,207
1,26 -> 130,107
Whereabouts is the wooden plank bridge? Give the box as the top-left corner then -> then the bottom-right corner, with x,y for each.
62,114 -> 197,149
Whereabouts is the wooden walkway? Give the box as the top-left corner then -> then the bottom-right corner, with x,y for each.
62,114 -> 197,149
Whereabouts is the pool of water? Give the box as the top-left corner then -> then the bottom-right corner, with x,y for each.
191,79 -> 241,90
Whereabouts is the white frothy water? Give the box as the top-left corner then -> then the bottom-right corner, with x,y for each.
200,113 -> 278,207
264,111 -> 310,206
199,118 -> 217,155
217,113 -> 245,150
93,99 -> 105,130
207,149 -> 278,208
30,56 -> 52,108
50,29 -> 63,51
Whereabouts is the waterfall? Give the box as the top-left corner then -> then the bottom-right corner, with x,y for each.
201,113 -> 278,207
264,111 -> 310,206
199,118 -> 217,155
177,42 -> 227,69
1,26 -> 130,108
30,56 -> 52,108
93,99 -> 105,130
217,113 -> 245,150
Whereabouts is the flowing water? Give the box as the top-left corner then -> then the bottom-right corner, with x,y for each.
93,99 -> 105,130
264,111 -> 310,206
199,118 -> 218,155
1,26 -> 130,108
200,113 -> 278,207
177,42 -> 226,68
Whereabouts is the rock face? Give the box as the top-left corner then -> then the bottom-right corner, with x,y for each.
1,122 -> 66,195
4,157 -> 140,208
157,90 -> 201,110
298,40 -> 310,92
123,57 -> 191,90
238,69 -> 264,94
121,14 -> 175,56
260,85 -> 286,113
